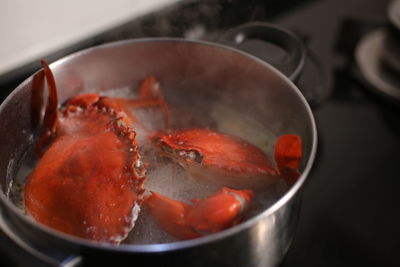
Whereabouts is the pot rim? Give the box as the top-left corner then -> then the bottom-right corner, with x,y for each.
0,37 -> 317,253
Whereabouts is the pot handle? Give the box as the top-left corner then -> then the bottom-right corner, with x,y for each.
217,22 -> 306,81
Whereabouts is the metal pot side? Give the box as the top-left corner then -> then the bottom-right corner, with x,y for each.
0,39 -> 317,267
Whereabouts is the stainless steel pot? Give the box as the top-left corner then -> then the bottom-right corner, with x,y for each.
0,26 -> 317,267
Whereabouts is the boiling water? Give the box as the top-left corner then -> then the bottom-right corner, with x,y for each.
8,85 -> 289,244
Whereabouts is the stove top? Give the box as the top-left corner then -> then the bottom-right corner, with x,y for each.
0,0 -> 399,266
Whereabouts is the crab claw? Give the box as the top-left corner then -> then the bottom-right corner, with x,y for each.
144,192 -> 198,240
145,187 -> 253,240
274,134 -> 302,185
35,60 -> 59,156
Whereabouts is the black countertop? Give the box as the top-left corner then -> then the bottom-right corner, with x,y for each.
277,1 -> 400,266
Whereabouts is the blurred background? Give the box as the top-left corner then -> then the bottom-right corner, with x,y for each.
0,0 -> 399,266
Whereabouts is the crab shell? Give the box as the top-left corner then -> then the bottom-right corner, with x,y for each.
24,95 -> 146,244
151,128 -> 282,190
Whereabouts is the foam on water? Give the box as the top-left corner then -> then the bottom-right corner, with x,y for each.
147,161 -> 221,201
102,86 -> 135,98
8,135 -> 37,213
124,205 -> 176,244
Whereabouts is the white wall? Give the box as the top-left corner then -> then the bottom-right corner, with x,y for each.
0,0 -> 179,76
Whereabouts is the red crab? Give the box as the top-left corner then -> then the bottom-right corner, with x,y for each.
24,60 -> 302,243
150,129 -> 302,189
24,61 -> 155,243
145,130 -> 301,239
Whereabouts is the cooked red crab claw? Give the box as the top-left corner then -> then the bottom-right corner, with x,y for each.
274,134 -> 302,185
151,129 -> 302,189
145,187 -> 253,240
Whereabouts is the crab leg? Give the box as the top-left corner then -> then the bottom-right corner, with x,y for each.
35,60 -> 59,156
110,76 -> 170,130
274,134 -> 302,185
145,187 -> 253,240
138,76 -> 170,129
